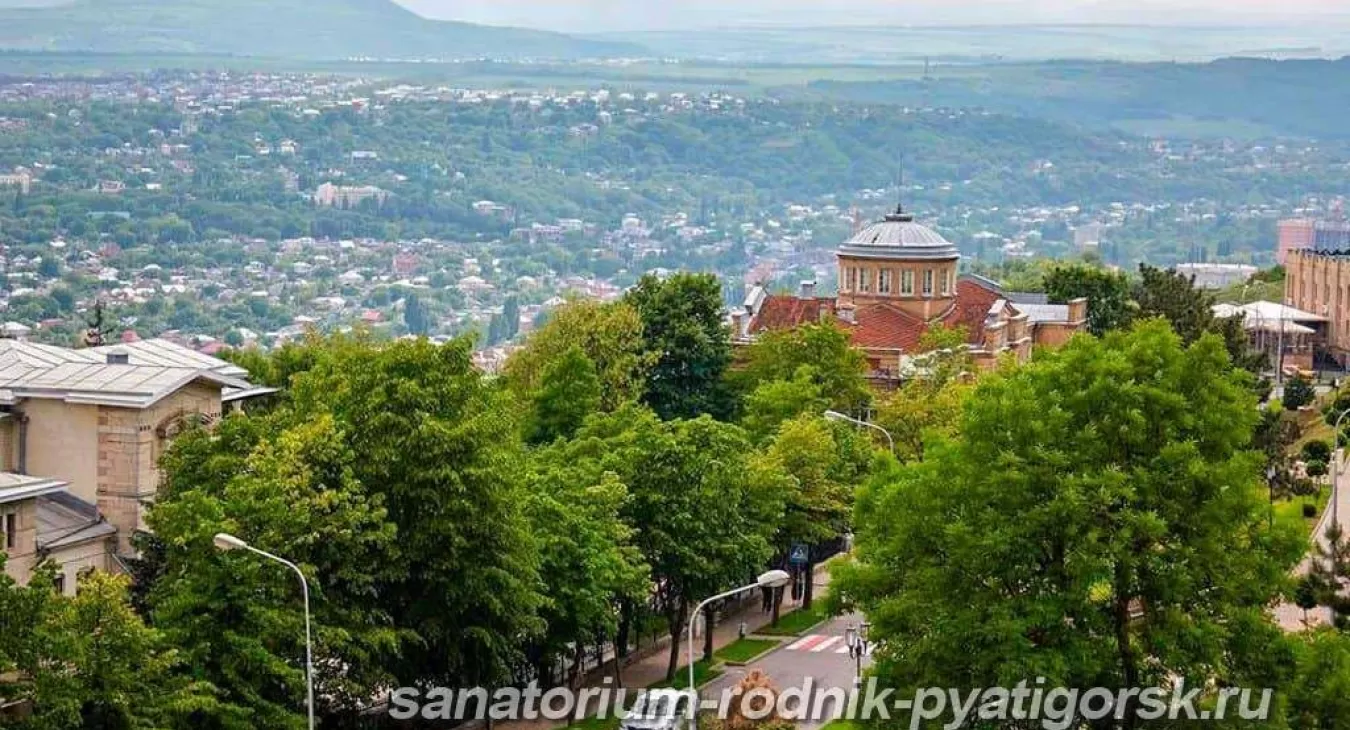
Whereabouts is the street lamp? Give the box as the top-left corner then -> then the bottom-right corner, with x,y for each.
1266,465 -> 1277,529
214,533 -> 315,730
1332,409 -> 1350,530
843,621 -> 871,686
687,570 -> 791,730
824,410 -> 895,455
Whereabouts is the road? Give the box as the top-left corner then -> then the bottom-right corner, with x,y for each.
702,613 -> 870,729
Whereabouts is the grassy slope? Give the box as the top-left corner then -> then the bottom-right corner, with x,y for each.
0,0 -> 644,59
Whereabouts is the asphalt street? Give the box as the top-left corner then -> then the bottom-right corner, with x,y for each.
702,612 -> 871,729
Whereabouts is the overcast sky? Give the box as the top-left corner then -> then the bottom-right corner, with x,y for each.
395,0 -> 1347,32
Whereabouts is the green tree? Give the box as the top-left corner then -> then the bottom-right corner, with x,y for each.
505,299 -> 651,411
835,320 -> 1304,720
627,273 -> 735,421
735,322 -> 871,415
148,412 -> 397,728
523,454 -> 649,686
559,406 -> 782,680
526,345 -> 602,445
26,572 -> 214,730
284,336 -> 542,691
1287,630 -> 1350,727
403,292 -> 429,336
1132,264 -> 1218,345
740,368 -> 829,444
1044,263 -> 1133,336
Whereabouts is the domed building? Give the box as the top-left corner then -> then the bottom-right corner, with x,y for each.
738,207 -> 1088,382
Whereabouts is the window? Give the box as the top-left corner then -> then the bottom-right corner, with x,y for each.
54,573 -> 66,596
859,268 -> 872,293
879,269 -> 893,294
940,269 -> 951,295
4,511 -> 15,551
923,269 -> 934,296
901,270 -> 914,295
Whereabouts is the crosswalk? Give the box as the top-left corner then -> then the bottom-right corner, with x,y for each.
784,634 -> 852,653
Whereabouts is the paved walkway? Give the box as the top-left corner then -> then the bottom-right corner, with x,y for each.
499,568 -> 830,730
1275,452 -> 1350,630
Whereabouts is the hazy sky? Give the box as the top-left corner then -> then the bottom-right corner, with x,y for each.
396,0 -> 1348,32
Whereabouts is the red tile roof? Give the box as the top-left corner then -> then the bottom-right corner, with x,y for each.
749,295 -> 835,332
747,276 -> 1008,353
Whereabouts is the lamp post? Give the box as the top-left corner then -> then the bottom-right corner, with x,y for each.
214,533 -> 315,730
824,410 -> 895,455
1266,465 -> 1277,529
1331,409 -> 1350,530
687,570 -> 791,730
843,621 -> 871,686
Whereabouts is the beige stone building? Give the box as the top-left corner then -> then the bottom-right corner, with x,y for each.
0,338 -> 273,594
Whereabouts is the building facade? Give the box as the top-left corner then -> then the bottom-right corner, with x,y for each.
738,208 -> 1088,382
1279,218 -> 1350,264
0,338 -> 274,593
1285,249 -> 1350,365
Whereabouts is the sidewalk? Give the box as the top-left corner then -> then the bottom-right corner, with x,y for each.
1274,452 -> 1349,630
499,567 -> 831,730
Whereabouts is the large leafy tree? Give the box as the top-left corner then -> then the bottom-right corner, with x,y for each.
504,298 -> 651,411
835,320 -> 1304,723
284,336 -> 543,691
558,406 -> 783,680
1044,262 -> 1133,336
148,411 -> 397,728
627,273 -> 735,421
522,452 -> 649,686
525,344 -> 603,445
734,322 -> 871,415
758,415 -> 869,609
26,572 -> 214,730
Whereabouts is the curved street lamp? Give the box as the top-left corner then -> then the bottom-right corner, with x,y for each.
824,410 -> 895,455
214,533 -> 315,730
687,570 -> 791,730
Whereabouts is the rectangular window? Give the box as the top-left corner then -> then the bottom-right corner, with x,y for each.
940,269 -> 951,295
848,267 -> 858,292
901,270 -> 914,295
4,511 -> 15,550
879,270 -> 892,294
859,269 -> 872,293
923,269 -> 934,296
54,573 -> 66,596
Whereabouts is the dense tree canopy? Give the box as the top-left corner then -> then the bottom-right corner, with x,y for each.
835,320 -> 1304,725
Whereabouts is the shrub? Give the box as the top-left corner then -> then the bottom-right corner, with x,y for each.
1304,503 -> 1319,519
1303,440 -> 1333,465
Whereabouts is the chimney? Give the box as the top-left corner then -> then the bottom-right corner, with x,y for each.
838,303 -> 856,325
105,348 -> 130,365
800,280 -> 817,299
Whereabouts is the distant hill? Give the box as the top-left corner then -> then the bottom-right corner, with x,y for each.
0,0 -> 646,60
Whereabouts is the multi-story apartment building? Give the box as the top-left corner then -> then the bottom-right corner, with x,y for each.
0,338 -> 273,594
1283,249 -> 1350,365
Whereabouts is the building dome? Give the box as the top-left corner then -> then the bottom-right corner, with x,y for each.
838,207 -> 959,261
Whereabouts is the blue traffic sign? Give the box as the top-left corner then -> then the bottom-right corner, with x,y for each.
789,543 -> 809,565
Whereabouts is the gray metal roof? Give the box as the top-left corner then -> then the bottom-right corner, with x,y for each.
838,209 -> 960,262
0,472 -> 68,505
89,338 -> 250,378
0,338 -> 253,409
36,491 -> 116,550
1013,303 -> 1074,324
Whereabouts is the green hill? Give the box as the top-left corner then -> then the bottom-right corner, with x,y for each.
0,0 -> 645,60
